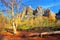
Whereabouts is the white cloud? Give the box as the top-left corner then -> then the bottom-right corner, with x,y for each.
42,2 -> 60,8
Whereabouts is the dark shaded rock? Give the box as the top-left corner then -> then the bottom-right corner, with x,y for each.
33,6 -> 44,16
43,9 -> 50,17
56,10 -> 60,19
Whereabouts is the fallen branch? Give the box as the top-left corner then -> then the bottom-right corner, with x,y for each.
41,31 -> 60,37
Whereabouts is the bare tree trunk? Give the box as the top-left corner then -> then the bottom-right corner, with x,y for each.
12,21 -> 16,34
11,3 -> 16,34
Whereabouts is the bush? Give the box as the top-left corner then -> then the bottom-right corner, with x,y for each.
17,25 -> 35,30
55,20 -> 60,28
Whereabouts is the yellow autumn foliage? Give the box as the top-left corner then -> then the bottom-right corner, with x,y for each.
0,11 -> 58,30
48,13 -> 57,22
15,18 -> 21,26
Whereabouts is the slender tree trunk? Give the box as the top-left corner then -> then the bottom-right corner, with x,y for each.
11,3 -> 16,34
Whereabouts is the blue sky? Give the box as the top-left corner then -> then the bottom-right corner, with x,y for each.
0,0 -> 60,14
24,0 -> 60,13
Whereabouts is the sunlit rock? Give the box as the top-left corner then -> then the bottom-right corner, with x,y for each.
26,6 -> 34,18
33,6 -> 44,17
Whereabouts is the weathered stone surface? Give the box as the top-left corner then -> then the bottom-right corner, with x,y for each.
33,6 -> 44,16
43,9 -> 51,17
44,9 -> 55,17
43,8 -> 56,22
26,6 -> 34,18
18,6 -> 57,21
56,10 -> 60,19
21,6 -> 34,20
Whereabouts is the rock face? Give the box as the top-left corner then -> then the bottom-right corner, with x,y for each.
33,6 -> 44,16
22,6 -> 44,18
43,8 -> 56,22
56,10 -> 60,19
21,6 -> 34,20
43,9 -> 50,17
26,6 -> 33,15
26,6 -> 34,18
43,9 -> 56,17
21,6 -> 57,21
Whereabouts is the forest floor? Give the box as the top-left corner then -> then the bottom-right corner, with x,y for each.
0,30 -> 60,40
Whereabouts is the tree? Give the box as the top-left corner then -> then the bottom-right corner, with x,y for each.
0,0 -> 22,34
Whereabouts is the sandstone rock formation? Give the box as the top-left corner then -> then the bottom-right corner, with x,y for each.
16,6 -> 57,22
33,6 -> 44,17
21,6 -> 34,20
26,6 -> 34,18
43,9 -> 56,22
56,10 -> 60,19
